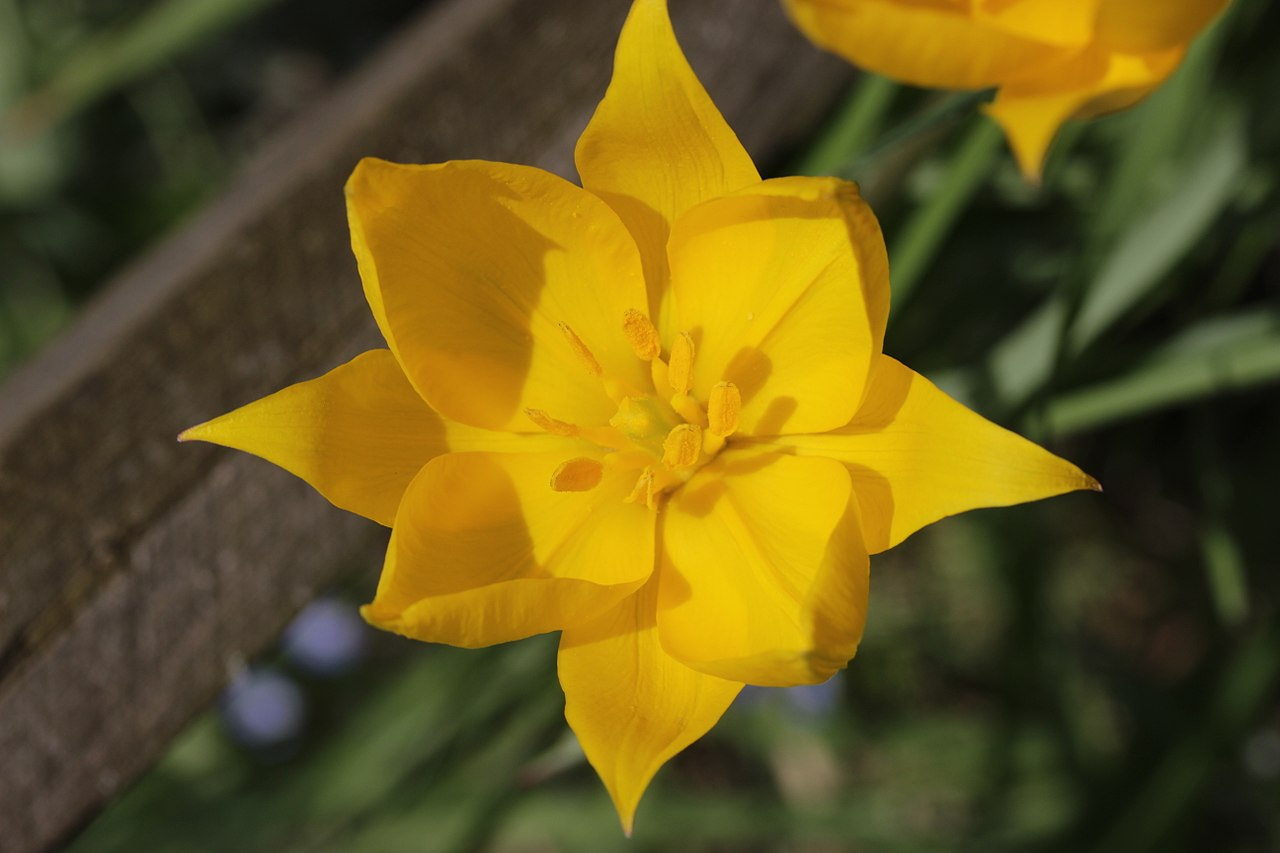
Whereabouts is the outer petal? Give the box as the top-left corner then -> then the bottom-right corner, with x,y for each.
657,449 -> 869,687
668,177 -> 888,436
575,0 -> 759,322
559,579 -> 741,834
178,350 -> 538,526
363,450 -> 655,646
765,355 -> 1099,555
783,0 -> 1071,90
346,158 -> 650,433
972,0 -> 1102,47
1095,0 -> 1228,53
985,46 -> 1182,179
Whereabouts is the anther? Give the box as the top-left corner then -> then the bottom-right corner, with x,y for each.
707,382 -> 741,437
550,457 -> 604,492
624,466 -> 656,509
667,332 -> 695,395
559,322 -> 601,376
661,423 -> 702,470
525,408 -> 578,437
622,309 -> 661,361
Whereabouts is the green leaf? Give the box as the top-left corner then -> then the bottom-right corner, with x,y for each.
1042,311 -> 1280,436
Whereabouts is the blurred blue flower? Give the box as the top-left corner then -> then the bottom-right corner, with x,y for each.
282,597 -> 368,676
737,674 -> 842,720
220,668 -> 306,750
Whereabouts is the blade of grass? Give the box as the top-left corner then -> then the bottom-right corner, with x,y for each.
1068,110 -> 1247,352
1193,411 -> 1250,627
3,0 -> 279,138
1041,310 -> 1280,436
987,109 -> 1247,408
1086,8 -> 1234,246
67,638 -> 557,852
852,87 -> 996,178
1199,521 -> 1249,628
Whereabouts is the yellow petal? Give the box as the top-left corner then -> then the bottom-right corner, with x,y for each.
575,0 -> 759,323
346,158 -> 650,432
985,46 -> 1180,179
783,0 -> 1071,89
770,355 -> 1099,554
179,349 -> 535,526
363,450 -> 655,646
657,449 -> 869,687
559,579 -> 741,834
667,176 -> 888,436
971,0 -> 1102,48
1095,0 -> 1228,53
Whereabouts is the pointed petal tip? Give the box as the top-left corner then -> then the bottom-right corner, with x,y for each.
610,784 -> 641,838
176,420 -> 213,444
1086,474 -> 1103,493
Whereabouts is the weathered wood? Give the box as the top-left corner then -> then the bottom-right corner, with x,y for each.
0,1 -> 849,849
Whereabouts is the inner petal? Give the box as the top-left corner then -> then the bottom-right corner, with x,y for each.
667,176 -> 888,436
346,157 -> 649,433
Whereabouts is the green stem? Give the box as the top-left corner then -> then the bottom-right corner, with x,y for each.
888,117 -> 1003,313
5,0 -> 278,136
790,74 -> 899,177
855,87 -> 995,177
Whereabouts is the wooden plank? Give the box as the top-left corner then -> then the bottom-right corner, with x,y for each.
0,1 -> 849,849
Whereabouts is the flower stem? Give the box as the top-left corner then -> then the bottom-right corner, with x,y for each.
790,74 -> 899,177
889,117 -> 1004,313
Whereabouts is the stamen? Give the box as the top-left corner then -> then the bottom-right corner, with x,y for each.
669,392 -> 708,428
622,309 -> 661,362
604,449 -> 654,470
650,358 -> 669,394
549,457 -> 604,492
667,332 -> 695,395
525,408 -> 578,437
707,382 -> 741,437
559,322 -> 601,376
624,466 -> 656,509
662,423 -> 702,470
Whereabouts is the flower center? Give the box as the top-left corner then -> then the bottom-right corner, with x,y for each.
526,310 -> 740,509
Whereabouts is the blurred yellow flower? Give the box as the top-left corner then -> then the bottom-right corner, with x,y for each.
182,0 -> 1097,831
784,0 -> 1229,178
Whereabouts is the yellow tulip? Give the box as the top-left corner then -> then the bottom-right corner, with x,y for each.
182,0 -> 1097,831
784,0 -> 1229,178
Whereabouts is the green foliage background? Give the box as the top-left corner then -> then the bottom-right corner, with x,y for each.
3,0 -> 1278,850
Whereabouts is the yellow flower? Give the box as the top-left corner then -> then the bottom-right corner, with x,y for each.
181,0 -> 1097,832
783,0 -> 1229,178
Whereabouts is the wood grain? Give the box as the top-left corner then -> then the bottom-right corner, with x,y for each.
0,0 -> 849,849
